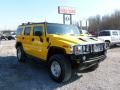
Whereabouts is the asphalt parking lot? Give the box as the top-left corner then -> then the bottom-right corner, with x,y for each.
0,40 -> 120,90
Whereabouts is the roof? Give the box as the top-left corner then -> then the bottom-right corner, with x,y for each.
19,22 -> 72,27
19,22 -> 47,26
99,30 -> 120,32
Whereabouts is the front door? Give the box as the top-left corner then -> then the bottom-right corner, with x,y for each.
111,31 -> 119,43
30,24 -> 48,60
119,31 -> 120,43
22,26 -> 32,55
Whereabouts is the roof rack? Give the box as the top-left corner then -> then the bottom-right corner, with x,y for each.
21,22 -> 65,26
21,22 -> 34,25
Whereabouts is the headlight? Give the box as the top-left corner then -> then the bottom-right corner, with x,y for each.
74,45 -> 83,55
71,45 -> 90,55
71,43 -> 106,55
71,45 -> 82,55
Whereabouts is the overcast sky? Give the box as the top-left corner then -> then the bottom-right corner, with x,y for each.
0,0 -> 120,30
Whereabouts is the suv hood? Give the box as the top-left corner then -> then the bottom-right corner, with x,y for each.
48,34 -> 104,45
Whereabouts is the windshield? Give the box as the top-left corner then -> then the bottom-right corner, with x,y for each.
47,24 -> 81,35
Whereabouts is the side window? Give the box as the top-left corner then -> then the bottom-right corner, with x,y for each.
33,26 -> 43,36
118,31 -> 120,35
112,31 -> 118,36
99,31 -> 110,36
17,28 -> 23,35
24,27 -> 31,35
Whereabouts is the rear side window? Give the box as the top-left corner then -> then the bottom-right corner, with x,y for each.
33,26 -> 43,36
112,31 -> 118,36
17,28 -> 23,35
99,31 -> 110,36
24,27 -> 31,35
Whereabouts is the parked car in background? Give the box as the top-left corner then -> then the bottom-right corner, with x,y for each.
0,33 -> 15,40
11,32 -> 16,39
6,35 -> 15,40
0,34 -> 7,40
97,30 -> 120,47
0,31 -> 16,40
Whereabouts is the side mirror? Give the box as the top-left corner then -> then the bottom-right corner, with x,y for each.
35,31 -> 42,36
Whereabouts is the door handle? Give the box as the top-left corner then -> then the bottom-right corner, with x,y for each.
32,38 -> 34,41
40,37 -> 43,42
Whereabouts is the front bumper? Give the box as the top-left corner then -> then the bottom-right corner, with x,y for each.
70,51 -> 107,70
83,54 -> 106,64
70,51 -> 107,64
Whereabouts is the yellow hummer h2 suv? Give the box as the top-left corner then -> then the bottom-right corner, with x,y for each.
16,22 -> 107,82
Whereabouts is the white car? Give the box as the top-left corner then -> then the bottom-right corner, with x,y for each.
97,30 -> 120,47
11,32 -> 16,39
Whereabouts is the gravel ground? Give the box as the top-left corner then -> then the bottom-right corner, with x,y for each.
0,40 -> 120,90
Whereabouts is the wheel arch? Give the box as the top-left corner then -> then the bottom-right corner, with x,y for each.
105,40 -> 110,43
47,46 -> 66,61
15,42 -> 22,48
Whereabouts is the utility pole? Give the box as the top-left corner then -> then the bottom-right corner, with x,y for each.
63,14 -> 65,24
86,20 -> 88,30
80,20 -> 82,30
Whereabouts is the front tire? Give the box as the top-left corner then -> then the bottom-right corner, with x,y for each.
17,46 -> 26,62
49,54 -> 72,83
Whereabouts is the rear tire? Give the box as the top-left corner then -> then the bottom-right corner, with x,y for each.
105,41 -> 111,49
49,54 -> 72,83
17,46 -> 26,62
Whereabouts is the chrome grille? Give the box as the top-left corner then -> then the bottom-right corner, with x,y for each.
82,43 -> 105,54
91,43 -> 105,53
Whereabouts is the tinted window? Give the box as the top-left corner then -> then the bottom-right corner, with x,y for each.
24,27 -> 31,35
17,28 -> 23,35
99,31 -> 110,36
33,26 -> 43,36
112,31 -> 118,36
47,24 -> 80,35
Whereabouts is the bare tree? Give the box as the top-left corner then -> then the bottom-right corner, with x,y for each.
88,11 -> 120,32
